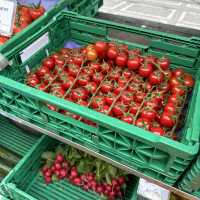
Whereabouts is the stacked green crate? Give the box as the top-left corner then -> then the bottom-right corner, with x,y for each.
178,154 -> 200,198
1,136 -> 139,200
0,115 -> 40,197
0,116 -> 39,157
0,12 -> 200,185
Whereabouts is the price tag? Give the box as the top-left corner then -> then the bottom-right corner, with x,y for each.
0,0 -> 17,36
138,179 -> 170,200
20,32 -> 49,63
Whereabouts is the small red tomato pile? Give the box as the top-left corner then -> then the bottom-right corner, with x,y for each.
41,145 -> 129,200
0,3 -> 45,45
26,41 -> 195,139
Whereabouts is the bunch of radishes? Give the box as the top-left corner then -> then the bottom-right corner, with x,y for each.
41,145 -> 128,200
42,153 -> 69,183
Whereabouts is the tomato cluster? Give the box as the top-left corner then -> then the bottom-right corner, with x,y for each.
0,3 -> 45,45
26,41 -> 194,140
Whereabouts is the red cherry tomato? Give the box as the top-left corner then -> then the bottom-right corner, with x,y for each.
61,75 -> 75,90
115,54 -> 128,68
112,102 -> 128,117
78,74 -> 90,86
129,103 -> 140,115
140,109 -> 156,122
160,113 -> 175,128
135,118 -> 151,130
95,41 -> 107,58
101,81 -> 113,93
42,57 -> 55,70
120,91 -> 133,105
71,88 -> 88,101
183,74 -> 194,87
150,127 -> 165,136
91,96 -> 105,109
171,85 -> 186,96
27,76 -> 40,87
127,57 -> 140,70
164,103 -> 176,114
36,66 -> 50,77
92,72 -> 104,84
107,47 -> 118,60
169,77 -> 181,88
104,94 -> 116,106
29,6 -> 45,20
149,70 -> 164,85
121,115 -> 133,124
134,92 -> 146,103
157,57 -> 170,70
84,82 -> 97,94
172,68 -> 184,78
139,63 -> 153,78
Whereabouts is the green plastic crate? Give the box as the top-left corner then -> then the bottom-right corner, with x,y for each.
0,115 -> 40,197
0,195 -> 9,200
68,0 -> 103,16
178,154 -> 200,198
1,136 -> 139,200
0,12 -> 200,185
0,116 -> 39,157
0,0 -> 103,50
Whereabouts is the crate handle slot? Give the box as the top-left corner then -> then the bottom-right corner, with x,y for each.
190,37 -> 200,44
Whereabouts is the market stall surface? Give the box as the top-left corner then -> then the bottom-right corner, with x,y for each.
100,0 -> 200,32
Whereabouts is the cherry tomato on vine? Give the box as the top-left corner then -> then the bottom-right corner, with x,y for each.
149,70 -> 164,85
135,118 -> 151,130
160,113 -> 175,128
157,57 -> 170,70
150,127 -> 165,136
107,47 -> 118,60
139,63 -> 153,78
121,115 -> 133,124
127,57 -> 140,70
183,74 -> 194,87
115,54 -> 128,68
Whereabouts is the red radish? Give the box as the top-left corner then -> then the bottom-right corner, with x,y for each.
83,185 -> 89,191
109,191 -> 116,199
105,184 -> 112,192
55,163 -> 62,170
73,177 -> 82,186
55,170 -> 60,177
96,185 -> 104,194
45,176 -> 52,184
111,179 -> 119,187
62,161 -> 69,169
56,154 -> 64,163
42,166 -> 49,174
70,170 -> 78,178
51,166 -> 56,172
45,169 -> 52,177
60,169 -> 67,178
118,176 -> 125,185
87,173 -> 95,181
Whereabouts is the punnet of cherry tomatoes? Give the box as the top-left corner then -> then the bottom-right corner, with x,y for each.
41,144 -> 132,200
0,2 -> 45,45
26,41 -> 195,140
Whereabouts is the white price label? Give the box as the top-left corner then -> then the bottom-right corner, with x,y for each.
20,32 -> 50,63
0,0 -> 16,36
138,179 -> 170,200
